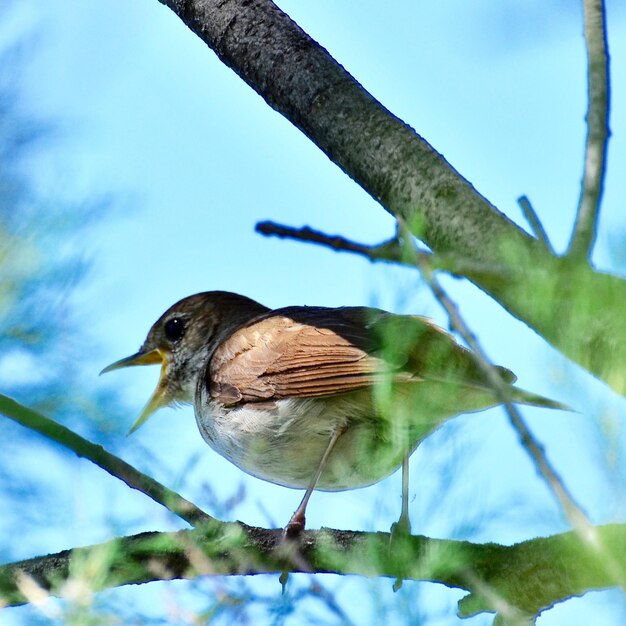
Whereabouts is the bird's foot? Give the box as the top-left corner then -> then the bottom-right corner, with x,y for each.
283,512 -> 306,541
389,513 -> 412,592
390,512 -> 412,543
277,511 -> 308,591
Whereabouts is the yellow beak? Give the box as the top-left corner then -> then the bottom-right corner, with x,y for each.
100,348 -> 170,434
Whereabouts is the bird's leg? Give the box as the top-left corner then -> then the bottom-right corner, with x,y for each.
396,454 -> 412,536
284,425 -> 346,539
279,425 -> 347,590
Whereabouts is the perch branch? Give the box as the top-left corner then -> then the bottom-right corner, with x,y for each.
1,522 -> 624,617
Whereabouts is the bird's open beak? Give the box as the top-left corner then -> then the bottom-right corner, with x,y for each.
100,348 -> 171,434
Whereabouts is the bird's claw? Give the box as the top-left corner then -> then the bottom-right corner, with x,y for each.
389,515 -> 412,592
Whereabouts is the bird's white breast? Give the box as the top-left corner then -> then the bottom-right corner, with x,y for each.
193,389 -> 409,491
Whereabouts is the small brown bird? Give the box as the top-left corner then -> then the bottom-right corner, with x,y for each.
102,291 -> 565,534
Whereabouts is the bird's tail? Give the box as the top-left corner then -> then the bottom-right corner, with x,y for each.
510,387 -> 572,411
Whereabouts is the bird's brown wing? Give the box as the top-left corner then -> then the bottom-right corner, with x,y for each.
207,306 -> 514,406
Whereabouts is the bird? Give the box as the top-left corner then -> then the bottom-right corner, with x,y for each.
101,291 -> 566,536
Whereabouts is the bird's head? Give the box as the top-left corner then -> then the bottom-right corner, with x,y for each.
100,291 -> 268,433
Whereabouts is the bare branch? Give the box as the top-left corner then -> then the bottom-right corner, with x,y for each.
0,394 -> 211,526
256,220 -> 512,280
568,0 -> 611,260
256,221 -> 406,263
517,195 -> 555,255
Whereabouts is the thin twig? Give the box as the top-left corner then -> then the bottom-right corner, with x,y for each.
256,220 -> 511,279
568,0 -> 610,260
517,195 -> 555,255
256,221 -> 407,263
395,220 -> 594,537
0,394 -> 212,526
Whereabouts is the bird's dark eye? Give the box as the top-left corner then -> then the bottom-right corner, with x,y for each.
164,317 -> 185,342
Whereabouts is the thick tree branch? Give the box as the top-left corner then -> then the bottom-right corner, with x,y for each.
0,394 -> 211,526
1,522 -> 624,620
568,0 -> 610,260
158,0 -> 626,395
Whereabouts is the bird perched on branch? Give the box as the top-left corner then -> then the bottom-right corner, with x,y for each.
102,291 -> 566,535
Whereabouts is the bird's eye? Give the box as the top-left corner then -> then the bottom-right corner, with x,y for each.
164,317 -> 185,343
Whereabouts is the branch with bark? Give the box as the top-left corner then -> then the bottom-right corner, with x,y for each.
1,515 -> 625,625
256,221 -> 513,280
158,0 -> 625,396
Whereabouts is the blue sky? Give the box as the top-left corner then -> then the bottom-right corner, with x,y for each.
2,0 -> 626,624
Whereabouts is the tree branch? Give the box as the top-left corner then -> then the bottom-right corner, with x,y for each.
256,220 -> 512,280
158,0 -> 626,395
1,522 -> 624,619
0,394 -> 211,526
256,220 -> 406,263
517,196 -> 555,256
568,0 -> 611,260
